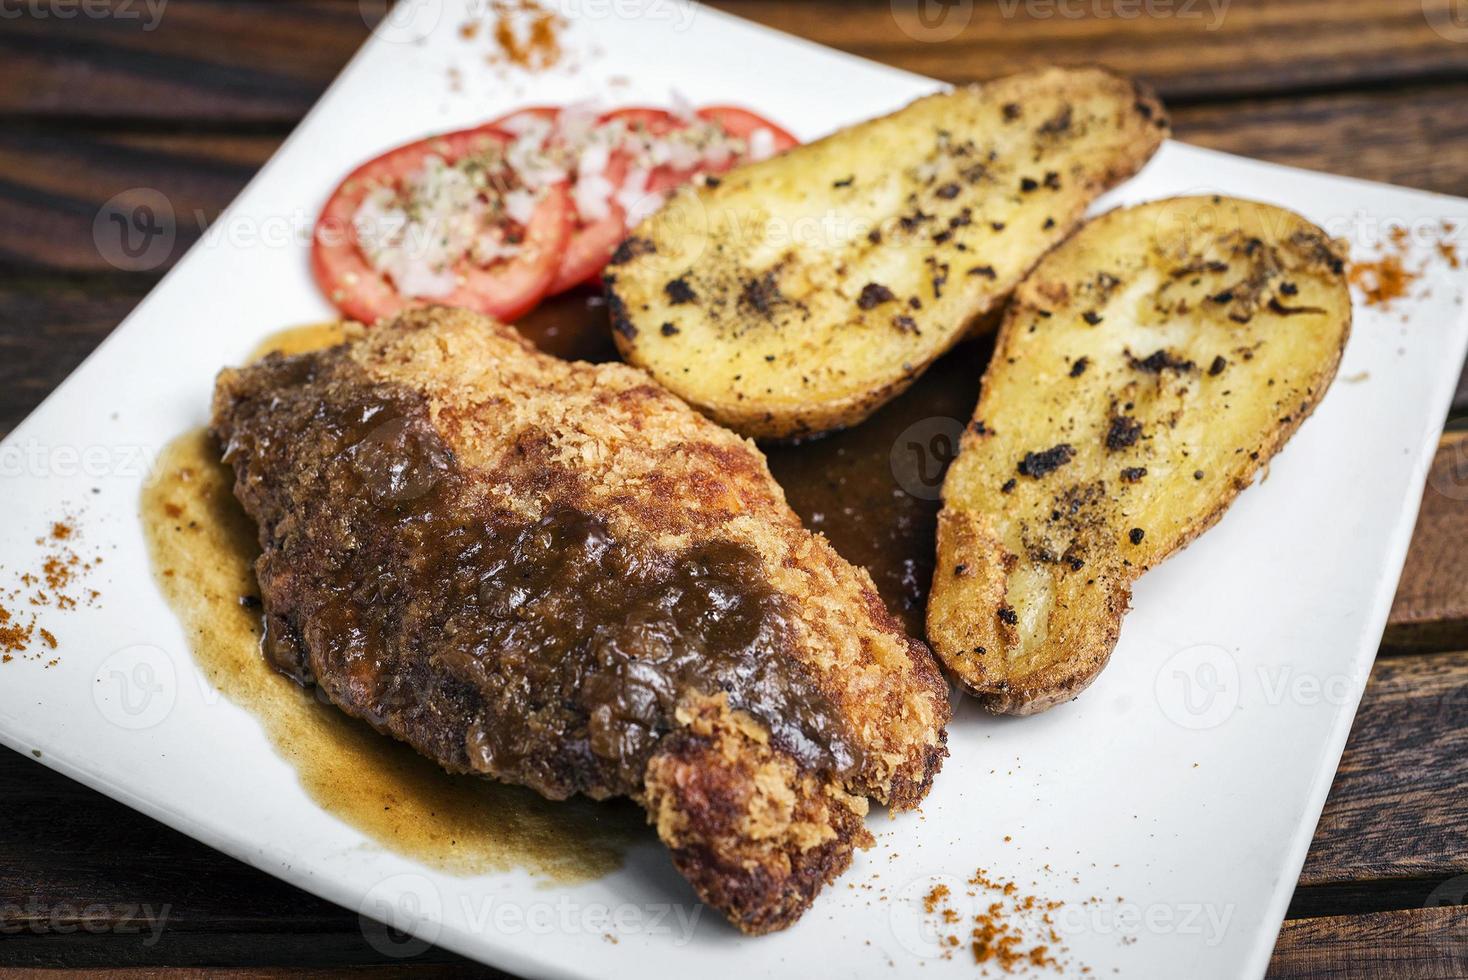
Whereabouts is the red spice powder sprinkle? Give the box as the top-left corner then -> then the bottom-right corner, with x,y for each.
1348,254 -> 1415,309
461,0 -> 567,72
2,513 -> 102,664
1347,221 -> 1463,311
919,865 -> 1076,974
0,606 -> 34,654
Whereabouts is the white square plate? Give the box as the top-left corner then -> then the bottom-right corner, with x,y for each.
2,3 -> 1466,978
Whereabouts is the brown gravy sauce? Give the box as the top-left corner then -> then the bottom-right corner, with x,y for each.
513,291 -> 993,637
141,325 -> 644,882
140,289 -> 987,877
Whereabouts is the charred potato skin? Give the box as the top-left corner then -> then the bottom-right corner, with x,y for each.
928,196 -> 1352,715
606,67 -> 1169,441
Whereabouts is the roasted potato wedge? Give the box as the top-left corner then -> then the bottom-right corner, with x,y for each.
604,67 -> 1168,440
927,196 -> 1352,714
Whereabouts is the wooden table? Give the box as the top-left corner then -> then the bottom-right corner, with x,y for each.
2,2 -> 1467,975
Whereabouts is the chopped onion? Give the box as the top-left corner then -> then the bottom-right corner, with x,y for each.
748,127 -> 777,161
669,89 -> 698,124
498,111 -> 551,136
573,173 -> 615,222
578,140 -> 611,179
350,102 -> 783,296
557,99 -> 603,145
503,187 -> 539,226
617,166 -> 663,226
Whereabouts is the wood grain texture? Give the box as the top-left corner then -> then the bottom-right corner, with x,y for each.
711,0 -> 1468,98
0,282 -> 150,437
1457,361 -> 1468,417
3,1 -> 1467,123
1299,652 -> 1468,885
1,970 -> 490,979
0,131 -> 274,274
0,0 -> 367,123
1385,433 -> 1468,654
1267,906 -> 1468,979
1172,82 -> 1468,199
0,749 -> 485,971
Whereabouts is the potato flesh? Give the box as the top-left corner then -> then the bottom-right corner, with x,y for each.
606,67 -> 1167,439
928,196 -> 1352,714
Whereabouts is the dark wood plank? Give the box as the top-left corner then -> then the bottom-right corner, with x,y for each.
0,932 -> 480,972
4,972 -> 487,980
714,0 -> 1468,100
5,1 -> 1468,124
0,131 -> 275,275
1267,906 -> 1468,979
1288,878 -> 1468,922
1298,652 -> 1468,886
0,280 -> 150,437
3,971 -> 486,980
0,0 -> 367,124
0,747 -> 356,934
1172,82 -> 1468,199
1,970 -> 488,979
0,748 -> 490,971
1385,433 -> 1468,654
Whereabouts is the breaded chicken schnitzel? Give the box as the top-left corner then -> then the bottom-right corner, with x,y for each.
210,307 -> 949,934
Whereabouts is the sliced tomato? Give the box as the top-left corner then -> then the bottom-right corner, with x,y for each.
483,105 -> 628,295
548,206 -> 627,293
546,105 -> 800,291
695,106 -> 800,154
437,183 -> 572,322
601,107 -> 700,195
601,106 -> 681,131
486,105 -> 561,133
311,123 -> 570,324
